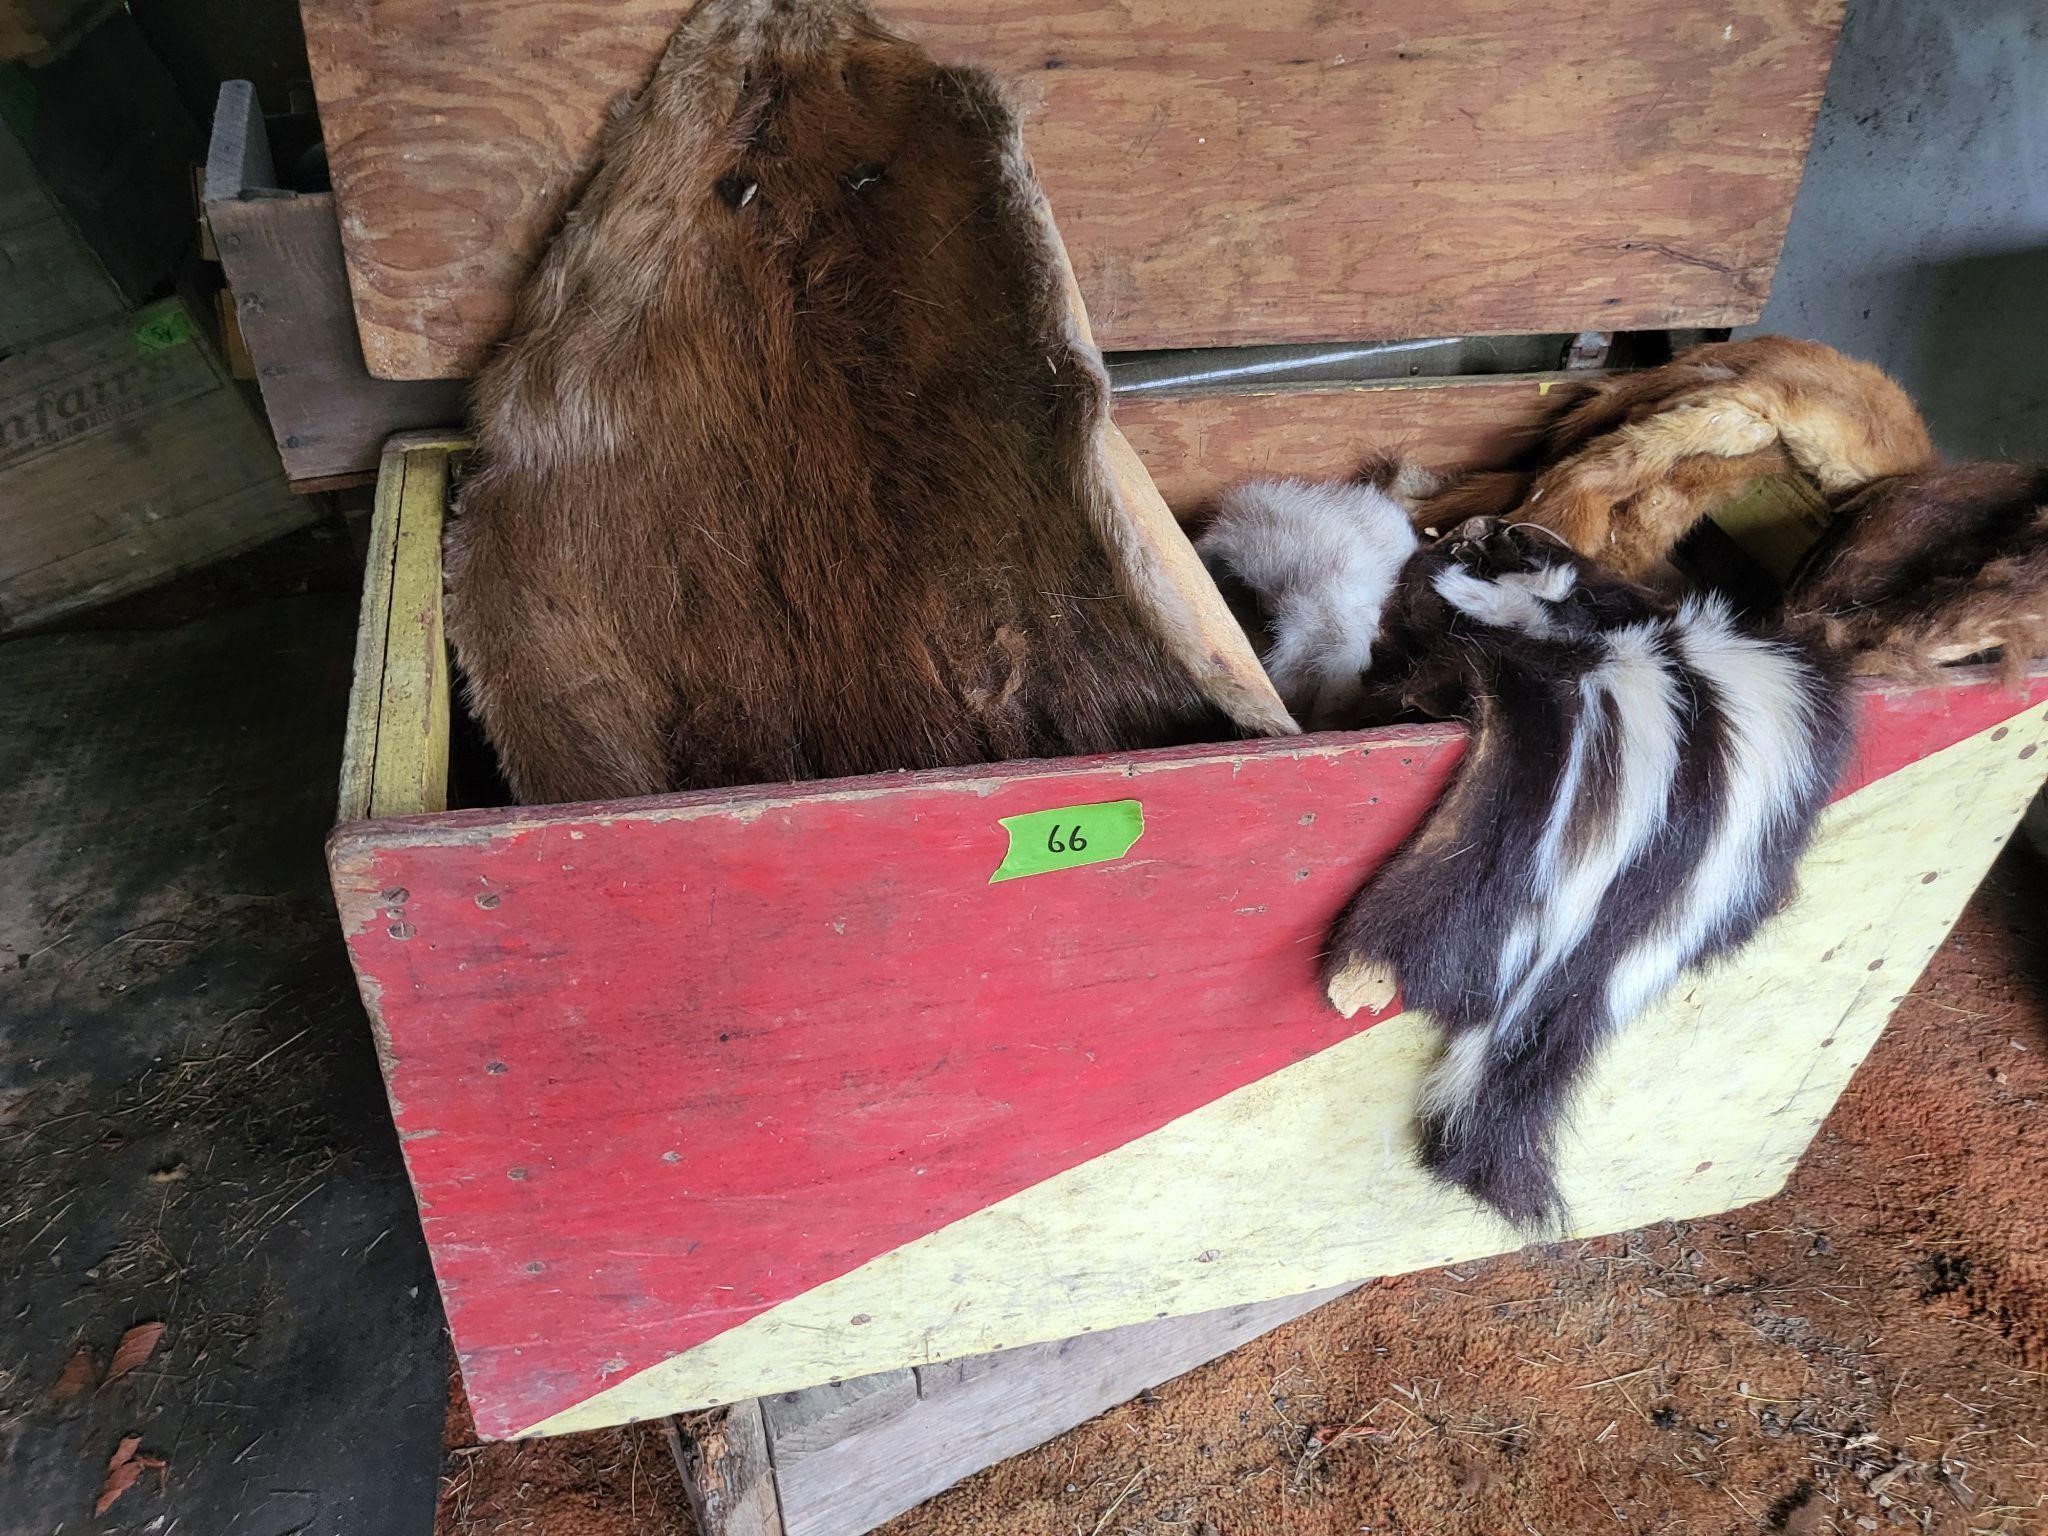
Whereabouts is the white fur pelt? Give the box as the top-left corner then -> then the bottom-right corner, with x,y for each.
1197,465 -> 1432,729
1322,518 -> 1854,1230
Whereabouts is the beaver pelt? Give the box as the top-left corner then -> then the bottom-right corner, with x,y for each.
446,0 -> 1255,804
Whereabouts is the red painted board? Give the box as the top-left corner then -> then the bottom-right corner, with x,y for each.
327,672 -> 2048,1437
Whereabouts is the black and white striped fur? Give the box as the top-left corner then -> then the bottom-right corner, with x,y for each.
1321,517 -> 1854,1230
1196,463 -> 1433,730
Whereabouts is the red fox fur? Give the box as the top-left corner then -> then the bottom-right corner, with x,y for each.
1423,337 -> 1936,580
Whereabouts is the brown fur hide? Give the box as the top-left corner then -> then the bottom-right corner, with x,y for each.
1421,337 -> 1935,580
1785,461 -> 2048,684
446,0 -> 1261,805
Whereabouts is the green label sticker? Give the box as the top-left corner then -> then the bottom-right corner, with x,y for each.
989,799 -> 1144,884
134,304 -> 196,353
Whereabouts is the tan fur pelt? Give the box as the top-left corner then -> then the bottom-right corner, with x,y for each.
1785,461 -> 2048,685
1421,337 -> 1935,580
445,0 -> 1236,805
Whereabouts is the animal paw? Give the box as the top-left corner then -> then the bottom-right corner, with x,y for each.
1429,521 -> 1583,637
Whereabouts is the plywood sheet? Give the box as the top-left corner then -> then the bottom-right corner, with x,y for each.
301,0 -> 1845,379
329,672 -> 2048,1436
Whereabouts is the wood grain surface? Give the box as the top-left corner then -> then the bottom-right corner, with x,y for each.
336,434 -> 466,821
301,0 -> 1845,379
209,188 -> 467,486
328,672 -> 2048,1437
763,1284 -> 1355,1536
1119,374 -> 1573,514
204,84 -> 463,486
672,1400 -> 782,1536
0,299 -> 309,631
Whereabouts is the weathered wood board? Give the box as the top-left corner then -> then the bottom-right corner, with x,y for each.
197,71 -> 1571,498
301,0 -> 1845,379
0,123 -> 122,350
1120,374 -> 1571,513
674,1399 -> 780,1536
335,434 -> 464,822
203,81 -> 464,488
757,1283 -> 1355,1536
0,299 -> 311,631
330,659 -> 2048,1438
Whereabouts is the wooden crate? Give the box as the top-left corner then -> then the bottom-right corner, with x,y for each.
202,81 -> 463,491
301,2 -> 2048,1526
330,431 -> 2048,1453
0,297 -> 311,631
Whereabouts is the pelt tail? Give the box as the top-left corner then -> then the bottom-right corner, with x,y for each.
1416,999 -> 1614,1232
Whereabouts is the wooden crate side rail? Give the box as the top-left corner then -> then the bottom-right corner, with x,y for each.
336,433 -> 466,822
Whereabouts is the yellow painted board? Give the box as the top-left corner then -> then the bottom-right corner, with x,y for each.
337,433 -> 467,822
519,697 -> 2048,1433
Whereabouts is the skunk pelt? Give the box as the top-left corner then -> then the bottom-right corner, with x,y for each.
1196,457 -> 1436,729
1323,518 -> 1854,1230
1786,461 -> 2048,685
446,0 -> 1274,805
1420,337 -> 1935,583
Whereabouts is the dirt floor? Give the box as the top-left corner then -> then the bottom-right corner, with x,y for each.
438,841 -> 2048,1536
0,529 -> 446,1534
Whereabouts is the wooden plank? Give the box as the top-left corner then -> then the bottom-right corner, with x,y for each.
336,436 -> 461,822
1118,375 -> 1574,514
767,1285 -> 1353,1536
336,439 -> 409,823
201,78 -> 276,201
300,0 -> 1844,380
289,469 -> 376,496
0,299 -> 312,631
326,667 -> 2048,1438
0,123 -> 121,349
759,1373 -> 918,1461
1,474 -> 304,625
673,1400 -> 784,1536
207,190 -> 467,483
203,82 -> 467,484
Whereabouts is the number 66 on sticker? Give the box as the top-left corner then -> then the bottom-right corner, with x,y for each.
988,800 -> 1145,884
